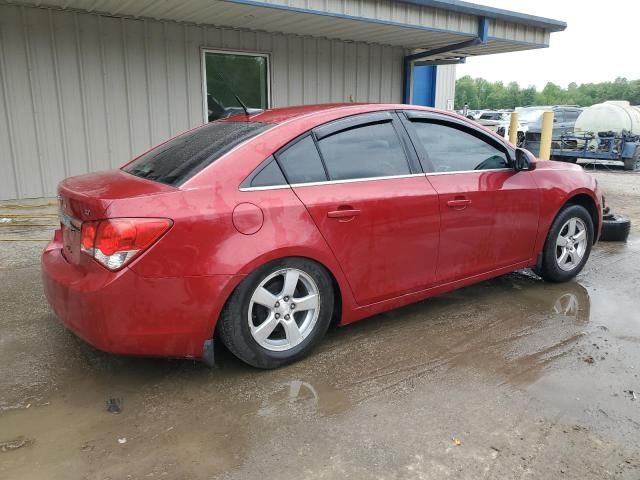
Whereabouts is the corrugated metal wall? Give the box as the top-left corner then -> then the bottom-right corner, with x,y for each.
434,64 -> 456,111
0,4 -> 406,200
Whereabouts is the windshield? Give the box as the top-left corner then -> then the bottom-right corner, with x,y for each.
124,121 -> 272,186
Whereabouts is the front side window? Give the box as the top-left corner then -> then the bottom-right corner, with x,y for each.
410,121 -> 509,172
317,122 -> 410,181
124,121 -> 271,186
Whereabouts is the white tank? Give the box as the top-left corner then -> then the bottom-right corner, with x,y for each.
574,101 -> 640,135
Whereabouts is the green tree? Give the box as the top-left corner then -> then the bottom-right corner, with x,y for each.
454,77 -> 640,109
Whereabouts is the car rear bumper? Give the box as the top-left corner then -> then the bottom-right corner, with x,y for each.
41,234 -> 242,359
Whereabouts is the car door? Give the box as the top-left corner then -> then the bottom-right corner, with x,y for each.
276,112 -> 440,306
401,111 -> 540,283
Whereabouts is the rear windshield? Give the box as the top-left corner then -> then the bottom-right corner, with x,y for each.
124,121 -> 272,186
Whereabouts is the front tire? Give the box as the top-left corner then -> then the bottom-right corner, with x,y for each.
536,205 -> 594,283
217,257 -> 334,369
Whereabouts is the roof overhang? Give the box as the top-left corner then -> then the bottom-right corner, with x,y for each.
8,0 -> 565,58
401,0 -> 566,32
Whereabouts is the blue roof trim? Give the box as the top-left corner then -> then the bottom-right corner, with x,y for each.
400,0 -> 566,32
223,0 -> 482,38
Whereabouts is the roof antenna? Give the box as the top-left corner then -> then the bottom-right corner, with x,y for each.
212,69 -> 253,118
233,94 -> 250,117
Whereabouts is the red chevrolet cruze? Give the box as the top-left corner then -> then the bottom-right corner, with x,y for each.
42,104 -> 603,368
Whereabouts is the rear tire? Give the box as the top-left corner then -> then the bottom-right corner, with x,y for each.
536,205 -> 594,283
217,257 -> 334,369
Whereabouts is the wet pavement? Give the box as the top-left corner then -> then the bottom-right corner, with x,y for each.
1,170 -> 639,479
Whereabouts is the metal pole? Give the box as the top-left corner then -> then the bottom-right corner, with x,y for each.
539,111 -> 554,160
508,111 -> 519,145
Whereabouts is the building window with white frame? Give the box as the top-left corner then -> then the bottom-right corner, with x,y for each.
202,50 -> 270,122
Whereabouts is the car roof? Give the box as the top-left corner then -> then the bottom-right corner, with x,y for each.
185,103 -> 515,189
222,103 -> 437,124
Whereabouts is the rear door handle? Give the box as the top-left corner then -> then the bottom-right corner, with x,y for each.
446,199 -> 472,209
327,209 -> 361,219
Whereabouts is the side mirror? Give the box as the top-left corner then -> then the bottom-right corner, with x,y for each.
514,148 -> 535,171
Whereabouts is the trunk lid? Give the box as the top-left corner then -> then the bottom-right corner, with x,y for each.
57,169 -> 176,264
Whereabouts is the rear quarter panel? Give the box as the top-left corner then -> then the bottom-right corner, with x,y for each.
106,185 -> 358,331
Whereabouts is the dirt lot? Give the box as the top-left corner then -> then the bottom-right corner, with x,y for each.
1,168 -> 639,480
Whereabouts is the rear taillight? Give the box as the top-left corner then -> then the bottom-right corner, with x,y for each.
80,218 -> 172,270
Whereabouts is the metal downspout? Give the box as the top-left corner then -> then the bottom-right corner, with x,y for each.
403,16 -> 489,104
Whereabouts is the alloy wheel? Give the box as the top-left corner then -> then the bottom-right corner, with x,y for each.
248,268 -> 321,352
555,217 -> 588,272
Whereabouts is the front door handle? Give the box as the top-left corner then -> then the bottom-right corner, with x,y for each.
327,208 -> 361,219
446,199 -> 472,209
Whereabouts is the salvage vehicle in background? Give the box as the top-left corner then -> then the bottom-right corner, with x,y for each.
550,101 -> 640,171
475,110 -> 525,146
522,105 -> 583,155
42,104 -> 603,369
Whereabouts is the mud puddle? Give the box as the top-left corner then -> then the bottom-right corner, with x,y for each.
2,182 -> 640,478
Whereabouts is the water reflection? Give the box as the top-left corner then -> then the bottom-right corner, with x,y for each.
311,274 -> 593,401
258,380 -> 319,417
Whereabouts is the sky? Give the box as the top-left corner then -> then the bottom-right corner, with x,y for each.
456,0 -> 640,89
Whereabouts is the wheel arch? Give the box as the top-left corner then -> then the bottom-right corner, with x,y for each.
534,188 -> 601,269
563,192 -> 599,244
212,251 -> 349,338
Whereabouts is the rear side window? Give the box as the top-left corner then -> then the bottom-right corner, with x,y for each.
277,136 -> 327,184
124,121 -> 271,186
247,157 -> 287,188
411,121 -> 509,172
317,122 -> 410,180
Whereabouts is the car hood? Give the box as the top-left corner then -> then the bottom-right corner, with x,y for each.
532,159 -> 582,172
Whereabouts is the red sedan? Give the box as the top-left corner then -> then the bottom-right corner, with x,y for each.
42,104 -> 603,368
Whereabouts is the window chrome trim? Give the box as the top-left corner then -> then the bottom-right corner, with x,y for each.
239,184 -> 290,192
238,170 -> 516,191
425,168 -> 513,176
238,173 -> 426,191
290,173 -> 426,188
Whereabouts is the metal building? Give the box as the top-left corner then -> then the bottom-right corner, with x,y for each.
0,0 -> 565,200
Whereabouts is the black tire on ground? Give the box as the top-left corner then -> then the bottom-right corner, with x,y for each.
535,204 -> 594,283
600,214 -> 631,242
217,257 -> 334,369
